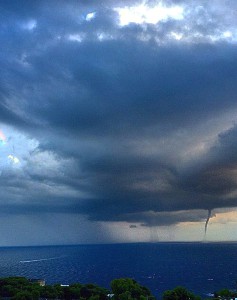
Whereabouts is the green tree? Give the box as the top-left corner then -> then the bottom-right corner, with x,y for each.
163,286 -> 200,300
215,288 -> 236,299
40,285 -> 59,299
111,278 -> 155,300
12,290 -> 34,300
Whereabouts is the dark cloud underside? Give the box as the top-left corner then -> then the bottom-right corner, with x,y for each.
1,0 -> 237,238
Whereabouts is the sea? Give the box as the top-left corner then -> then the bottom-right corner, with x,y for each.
0,242 -> 236,299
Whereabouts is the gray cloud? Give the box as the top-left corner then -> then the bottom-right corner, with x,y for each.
1,0 -> 237,244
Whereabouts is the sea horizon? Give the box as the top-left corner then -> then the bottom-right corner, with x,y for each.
1,240 -> 237,248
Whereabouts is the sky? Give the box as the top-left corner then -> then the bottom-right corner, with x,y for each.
1,0 -> 237,245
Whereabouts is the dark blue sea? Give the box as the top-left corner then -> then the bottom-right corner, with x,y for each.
0,243 -> 236,298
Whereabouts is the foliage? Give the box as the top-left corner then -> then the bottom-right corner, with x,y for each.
111,278 -> 155,300
163,286 -> 201,300
0,276 -> 236,300
0,277 -> 109,300
214,288 -> 237,299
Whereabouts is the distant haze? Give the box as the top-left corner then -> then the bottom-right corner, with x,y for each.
0,0 -> 237,245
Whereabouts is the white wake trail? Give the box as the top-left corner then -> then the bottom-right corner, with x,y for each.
20,257 -> 62,263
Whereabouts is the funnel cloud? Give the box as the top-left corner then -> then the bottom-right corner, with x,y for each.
204,210 -> 212,238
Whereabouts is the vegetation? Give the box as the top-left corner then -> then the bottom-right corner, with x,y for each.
0,277 -> 109,300
0,276 -> 235,300
163,286 -> 201,300
213,288 -> 237,300
111,278 -> 155,300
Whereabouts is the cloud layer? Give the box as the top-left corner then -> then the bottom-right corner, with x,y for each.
1,0 -> 237,243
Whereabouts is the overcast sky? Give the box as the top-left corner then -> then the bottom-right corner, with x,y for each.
1,0 -> 237,245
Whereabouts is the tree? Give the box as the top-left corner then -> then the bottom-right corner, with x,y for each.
163,286 -> 200,300
215,288 -> 236,299
111,278 -> 155,300
12,290 -> 34,300
40,285 -> 59,299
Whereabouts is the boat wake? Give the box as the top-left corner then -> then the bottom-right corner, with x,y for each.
20,257 -> 63,263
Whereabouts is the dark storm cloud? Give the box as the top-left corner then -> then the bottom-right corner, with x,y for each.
4,41 -> 237,136
1,0 -> 237,229
180,124 -> 237,200
136,210 -> 208,227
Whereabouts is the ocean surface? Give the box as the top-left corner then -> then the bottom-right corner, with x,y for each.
0,243 -> 236,298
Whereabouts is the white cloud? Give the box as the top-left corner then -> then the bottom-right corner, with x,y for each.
8,155 -> 20,164
68,34 -> 84,42
113,2 -> 237,44
85,12 -> 96,22
114,3 -> 184,26
170,31 -> 183,40
0,125 -> 38,172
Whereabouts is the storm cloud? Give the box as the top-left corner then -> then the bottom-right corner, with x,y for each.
1,0 -> 237,244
